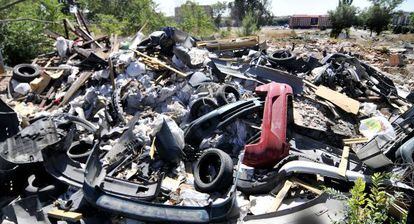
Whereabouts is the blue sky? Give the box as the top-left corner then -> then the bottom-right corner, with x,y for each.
154,0 -> 414,16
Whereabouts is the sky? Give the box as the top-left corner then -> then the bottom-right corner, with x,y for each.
153,0 -> 414,17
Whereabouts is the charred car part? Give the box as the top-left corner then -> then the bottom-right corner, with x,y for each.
67,141 -> 94,163
395,136 -> 414,163
0,117 -> 61,165
1,196 -> 50,224
44,140 -> 161,200
246,65 -> 304,94
83,142 -> 239,223
315,53 -> 399,101
237,132 -> 365,195
0,98 -> 19,142
154,116 -> 185,164
184,99 -> 263,149
243,82 -> 293,168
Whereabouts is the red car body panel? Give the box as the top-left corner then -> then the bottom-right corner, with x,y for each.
243,82 -> 293,168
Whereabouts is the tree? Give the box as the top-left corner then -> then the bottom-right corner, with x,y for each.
328,0 -> 358,38
228,0 -> 272,27
363,0 -> 404,35
411,13 -> 414,32
212,2 -> 227,28
0,0 -> 69,65
78,0 -> 169,35
177,1 -> 216,37
239,10 -> 258,36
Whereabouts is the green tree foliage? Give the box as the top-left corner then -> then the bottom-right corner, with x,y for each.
78,0 -> 169,35
177,1 -> 216,37
346,173 -> 405,224
228,0 -> 272,27
328,0 -> 358,38
411,13 -> 414,31
362,0 -> 404,35
239,11 -> 258,36
0,0 -> 69,65
212,2 -> 227,28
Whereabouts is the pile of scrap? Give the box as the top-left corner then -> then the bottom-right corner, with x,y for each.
1,21 -> 414,224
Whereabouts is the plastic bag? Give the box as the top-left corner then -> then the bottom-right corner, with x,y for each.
359,116 -> 396,140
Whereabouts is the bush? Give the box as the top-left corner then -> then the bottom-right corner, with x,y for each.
79,0 -> 170,35
0,1 -> 69,65
177,1 -> 216,37
346,173 -> 405,224
238,11 -> 258,36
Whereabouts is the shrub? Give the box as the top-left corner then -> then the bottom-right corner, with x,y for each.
238,11 -> 258,36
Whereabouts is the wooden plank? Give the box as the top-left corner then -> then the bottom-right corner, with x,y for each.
338,146 -> 350,177
315,85 -> 360,114
81,36 -> 108,47
133,50 -> 187,78
77,9 -> 91,35
59,71 -> 91,106
267,180 -> 293,213
108,59 -> 116,90
291,178 -> 323,195
343,137 -> 369,145
64,19 -> 76,33
63,19 -> 69,39
48,209 -> 82,222
197,36 -> 259,51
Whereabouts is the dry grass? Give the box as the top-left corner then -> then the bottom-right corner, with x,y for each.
395,34 -> 414,42
259,29 -> 297,41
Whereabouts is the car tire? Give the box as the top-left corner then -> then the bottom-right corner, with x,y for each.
215,84 -> 240,106
12,64 -> 40,83
267,50 -> 295,68
67,141 -> 93,163
190,97 -> 218,119
194,148 -> 234,193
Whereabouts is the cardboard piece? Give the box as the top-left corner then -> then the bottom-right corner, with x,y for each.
315,85 -> 360,114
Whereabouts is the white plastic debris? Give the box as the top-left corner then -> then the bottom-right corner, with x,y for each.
126,61 -> 146,77
14,82 -> 31,95
179,188 -> 210,207
359,102 -> 377,116
249,195 -> 276,215
55,36 -> 68,58
129,31 -> 145,50
92,69 -> 110,80
359,116 -> 396,140
66,66 -> 80,84
157,86 -> 176,103
188,47 -> 209,66
116,51 -> 135,65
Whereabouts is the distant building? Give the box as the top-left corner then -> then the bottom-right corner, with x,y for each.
392,11 -> 412,26
289,15 -> 331,29
175,5 -> 213,23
